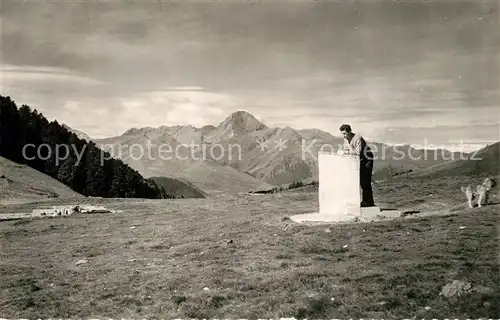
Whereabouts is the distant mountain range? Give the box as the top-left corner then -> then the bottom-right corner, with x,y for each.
61,110 -> 496,194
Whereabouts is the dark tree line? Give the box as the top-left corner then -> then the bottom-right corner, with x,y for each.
0,95 -> 173,199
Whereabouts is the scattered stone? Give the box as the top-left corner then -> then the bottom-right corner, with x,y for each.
325,228 -> 332,233
226,239 -> 233,244
440,280 -> 472,298
424,306 -> 431,310
79,205 -> 113,214
31,204 -> 114,218
459,226 -> 466,229
401,210 -> 420,218
75,259 -> 88,266
203,287 -> 210,291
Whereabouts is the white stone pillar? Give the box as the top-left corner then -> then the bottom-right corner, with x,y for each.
318,151 -> 361,219
290,151 -> 382,223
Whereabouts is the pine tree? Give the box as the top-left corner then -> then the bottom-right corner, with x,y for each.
109,159 -> 127,197
0,96 -> 21,161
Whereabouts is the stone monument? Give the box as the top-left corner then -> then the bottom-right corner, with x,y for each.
290,151 -> 382,223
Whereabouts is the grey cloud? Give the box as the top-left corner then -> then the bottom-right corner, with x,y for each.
4,0 -> 498,90
2,0 -> 499,142
1,31 -> 110,74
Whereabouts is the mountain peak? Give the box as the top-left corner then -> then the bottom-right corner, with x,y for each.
230,109 -> 255,117
122,127 -> 140,135
202,110 -> 267,143
220,110 -> 267,133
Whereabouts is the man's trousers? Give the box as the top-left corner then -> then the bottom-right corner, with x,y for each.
360,159 -> 375,206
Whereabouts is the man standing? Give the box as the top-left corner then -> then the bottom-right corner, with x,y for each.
339,124 -> 375,207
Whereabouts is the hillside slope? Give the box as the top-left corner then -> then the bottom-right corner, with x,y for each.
369,143 -> 469,181
149,176 -> 206,199
62,124 -> 92,142
165,160 -> 274,195
407,142 -> 500,178
0,156 -> 83,203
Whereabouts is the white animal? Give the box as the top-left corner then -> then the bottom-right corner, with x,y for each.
461,177 -> 497,208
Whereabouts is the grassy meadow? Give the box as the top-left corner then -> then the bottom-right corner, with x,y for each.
0,175 -> 499,319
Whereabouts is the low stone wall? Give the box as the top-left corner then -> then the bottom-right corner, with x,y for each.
0,204 -> 115,220
31,205 -> 114,218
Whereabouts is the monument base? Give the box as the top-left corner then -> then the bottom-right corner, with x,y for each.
360,206 -> 383,219
289,206 -> 384,224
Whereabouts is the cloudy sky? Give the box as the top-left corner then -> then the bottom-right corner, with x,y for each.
1,0 -> 498,151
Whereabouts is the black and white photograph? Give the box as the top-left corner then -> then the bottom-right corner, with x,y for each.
0,0 -> 499,318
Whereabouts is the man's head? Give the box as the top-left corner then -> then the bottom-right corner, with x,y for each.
339,124 -> 353,139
